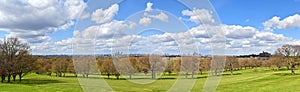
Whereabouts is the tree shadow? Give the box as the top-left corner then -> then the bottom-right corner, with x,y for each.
157,77 -> 176,80
272,73 -> 300,76
222,73 -> 242,76
11,79 -> 63,85
197,76 -> 208,79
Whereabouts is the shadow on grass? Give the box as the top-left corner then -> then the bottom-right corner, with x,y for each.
222,73 -> 242,76
102,77 -> 176,80
10,79 -> 63,85
272,73 -> 300,76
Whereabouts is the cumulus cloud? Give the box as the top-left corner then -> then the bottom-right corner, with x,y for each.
139,2 -> 169,26
0,0 -> 87,43
182,9 -> 215,24
91,4 -> 119,24
263,14 -> 300,30
224,25 -> 257,39
139,17 -> 151,26
145,2 -> 153,12
77,20 -> 136,40
148,12 -> 169,22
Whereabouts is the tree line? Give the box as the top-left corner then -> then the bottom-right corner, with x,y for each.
1,38 -> 299,82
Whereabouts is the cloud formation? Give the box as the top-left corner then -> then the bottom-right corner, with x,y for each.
0,0 -> 87,43
263,14 -> 300,30
91,4 -> 119,24
139,3 -> 169,26
182,9 -> 215,24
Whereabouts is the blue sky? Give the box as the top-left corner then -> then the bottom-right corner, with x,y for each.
0,0 -> 299,55
211,0 -> 300,39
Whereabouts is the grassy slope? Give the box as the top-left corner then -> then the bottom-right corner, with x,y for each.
1,68 -> 300,92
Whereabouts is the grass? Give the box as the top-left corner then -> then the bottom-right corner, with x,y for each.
1,68 -> 300,92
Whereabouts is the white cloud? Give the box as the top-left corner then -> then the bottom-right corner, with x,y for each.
148,12 -> 169,22
182,9 -> 215,24
91,4 -> 119,24
139,2 -> 169,26
0,0 -> 87,43
145,2 -> 153,12
78,20 -> 135,40
255,31 -> 291,42
263,14 -> 300,30
224,25 -> 257,39
139,17 -> 151,26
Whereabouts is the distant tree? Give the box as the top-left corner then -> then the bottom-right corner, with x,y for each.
226,56 -> 238,76
173,57 -> 181,74
51,57 -> 69,77
138,56 -> 150,75
67,61 -> 77,77
73,56 -> 96,78
98,57 -> 116,79
199,57 -> 211,75
149,54 -> 165,79
181,56 -> 199,78
114,57 -> 135,80
165,57 -> 174,75
268,56 -> 284,70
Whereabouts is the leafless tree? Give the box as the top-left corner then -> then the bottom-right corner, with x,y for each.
276,45 -> 300,75
0,38 -> 32,82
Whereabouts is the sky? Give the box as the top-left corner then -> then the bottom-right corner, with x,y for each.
0,0 -> 300,55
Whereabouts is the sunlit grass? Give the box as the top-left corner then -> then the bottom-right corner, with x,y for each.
1,68 -> 300,92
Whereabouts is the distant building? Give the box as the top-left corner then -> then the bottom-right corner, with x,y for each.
256,51 -> 271,60
237,51 -> 271,60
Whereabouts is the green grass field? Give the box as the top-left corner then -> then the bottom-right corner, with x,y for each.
1,68 -> 300,92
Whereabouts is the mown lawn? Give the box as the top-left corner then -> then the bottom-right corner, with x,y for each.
1,68 -> 300,92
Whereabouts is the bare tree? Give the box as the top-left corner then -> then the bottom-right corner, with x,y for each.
226,56 -> 238,76
276,45 -> 300,75
0,38 -> 31,82
149,54 -> 165,79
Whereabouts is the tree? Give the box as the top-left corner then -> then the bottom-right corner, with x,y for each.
173,57 -> 181,74
138,56 -> 150,75
226,56 -> 238,76
149,54 -> 165,79
199,57 -> 211,75
98,57 -> 116,79
13,53 -> 36,81
276,45 -> 300,75
73,56 -> 96,78
0,38 -> 32,82
268,56 -> 284,70
51,57 -> 69,77
165,57 -> 174,75
181,56 -> 199,78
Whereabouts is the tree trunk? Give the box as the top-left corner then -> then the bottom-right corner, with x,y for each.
192,71 -> 195,78
12,74 -> 16,81
1,75 -> 5,83
291,64 -> 296,75
107,73 -> 110,79
151,69 -> 155,79
200,70 -> 203,75
230,63 -> 233,76
19,74 -> 22,82
7,73 -> 11,83
185,72 -> 188,78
